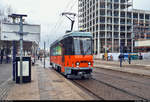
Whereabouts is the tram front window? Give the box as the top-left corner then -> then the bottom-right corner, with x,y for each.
73,37 -> 92,55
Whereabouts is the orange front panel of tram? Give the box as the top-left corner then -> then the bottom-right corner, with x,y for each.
64,55 -> 93,68
50,55 -> 93,70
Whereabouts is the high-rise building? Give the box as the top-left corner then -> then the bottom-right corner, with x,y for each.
133,9 -> 150,53
78,0 -> 150,56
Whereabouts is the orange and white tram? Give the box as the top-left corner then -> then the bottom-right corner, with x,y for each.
50,31 -> 93,79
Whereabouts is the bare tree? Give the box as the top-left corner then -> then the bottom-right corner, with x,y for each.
0,9 -> 5,23
0,4 -> 14,23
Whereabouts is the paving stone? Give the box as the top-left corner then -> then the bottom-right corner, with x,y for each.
6,60 -> 95,100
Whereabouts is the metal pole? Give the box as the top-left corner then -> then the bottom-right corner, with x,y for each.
44,41 -> 46,68
19,17 -> 23,84
12,17 -> 16,81
12,41 -> 16,81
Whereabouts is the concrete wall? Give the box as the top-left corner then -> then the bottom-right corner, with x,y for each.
142,52 -> 150,59
94,53 -> 120,61
94,52 -> 150,61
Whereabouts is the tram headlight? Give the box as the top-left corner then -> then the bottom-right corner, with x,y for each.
88,62 -> 91,65
76,62 -> 80,66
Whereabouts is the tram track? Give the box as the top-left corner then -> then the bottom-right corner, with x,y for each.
92,69 -> 150,100
70,79 -> 104,100
91,77 -> 148,101
48,67 -> 103,100
48,66 -> 149,100
94,71 -> 150,86
72,77 -> 149,100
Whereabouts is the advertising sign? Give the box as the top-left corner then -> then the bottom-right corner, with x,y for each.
135,40 -> 150,47
0,23 -> 40,44
17,61 -> 29,76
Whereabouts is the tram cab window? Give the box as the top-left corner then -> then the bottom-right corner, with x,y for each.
73,37 -> 92,55
62,37 -> 74,55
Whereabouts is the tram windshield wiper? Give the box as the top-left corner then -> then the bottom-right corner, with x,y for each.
80,40 -> 85,55
84,46 -> 91,55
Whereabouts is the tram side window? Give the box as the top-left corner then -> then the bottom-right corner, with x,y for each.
50,47 -> 53,56
50,44 -> 62,56
51,46 -> 56,56
50,46 -> 54,56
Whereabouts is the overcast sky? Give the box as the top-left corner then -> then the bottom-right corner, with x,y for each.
1,0 -> 150,49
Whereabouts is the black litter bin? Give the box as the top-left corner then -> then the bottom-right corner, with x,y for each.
15,57 -> 31,83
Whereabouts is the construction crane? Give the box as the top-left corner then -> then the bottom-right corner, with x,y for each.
62,12 -> 76,32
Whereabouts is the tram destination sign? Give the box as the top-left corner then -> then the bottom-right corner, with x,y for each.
0,23 -> 40,44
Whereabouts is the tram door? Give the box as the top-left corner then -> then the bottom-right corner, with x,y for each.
60,42 -> 65,73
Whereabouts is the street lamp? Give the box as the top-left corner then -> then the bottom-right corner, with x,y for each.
8,14 -> 27,84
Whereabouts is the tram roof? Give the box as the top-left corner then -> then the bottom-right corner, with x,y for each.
50,31 -> 92,47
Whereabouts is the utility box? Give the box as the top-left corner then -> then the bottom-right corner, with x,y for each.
15,57 -> 31,83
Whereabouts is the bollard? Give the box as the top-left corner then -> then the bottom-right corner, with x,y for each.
128,55 -> 131,64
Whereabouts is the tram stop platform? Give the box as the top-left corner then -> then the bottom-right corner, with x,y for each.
6,60 -> 94,100
94,59 -> 150,77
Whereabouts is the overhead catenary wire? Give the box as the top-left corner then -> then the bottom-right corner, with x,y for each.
46,0 -> 78,46
39,0 -> 77,50
56,0 -> 78,33
45,0 -> 74,46
50,0 -> 74,34
52,0 -> 77,32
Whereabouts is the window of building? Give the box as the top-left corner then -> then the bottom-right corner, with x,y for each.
120,5 -> 125,9
107,11 -> 112,16
127,19 -> 131,24
96,25 -> 98,30
100,17 -> 105,23
121,0 -> 125,3
100,32 -> 105,38
100,10 -> 105,15
107,18 -> 112,23
121,12 -> 125,17
107,32 -> 112,38
114,18 -> 119,24
114,11 -> 119,16
133,13 -> 138,19
140,14 -> 144,19
114,25 -> 119,31
127,33 -> 131,38
114,4 -> 119,9
127,12 -> 131,18
120,33 -> 125,38
114,0 -> 119,3
114,32 -> 119,38
120,19 -> 125,24
100,3 -> 105,8
145,14 -> 150,20
107,4 -> 112,9
120,26 -> 125,31
100,24 -> 105,30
